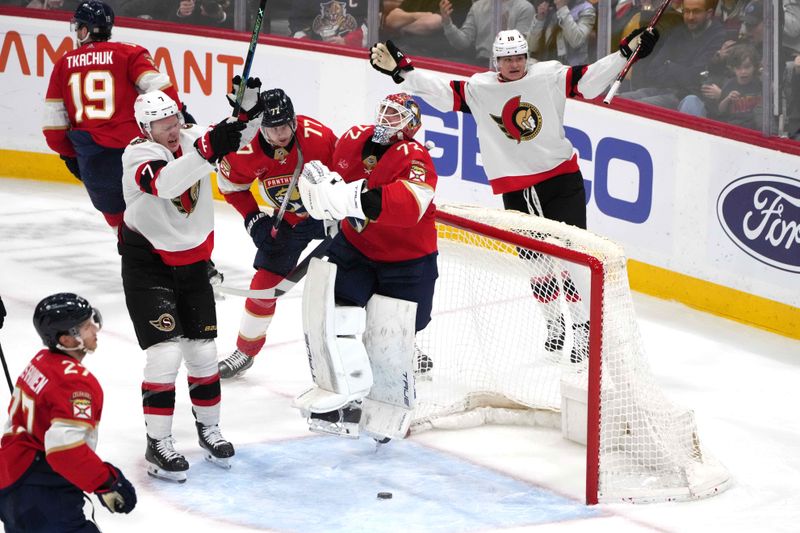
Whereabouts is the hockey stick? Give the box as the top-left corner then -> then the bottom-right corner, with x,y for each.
270,133 -> 304,238
603,0 -> 671,105
215,235 -> 333,299
0,342 -> 13,394
232,0 -> 268,116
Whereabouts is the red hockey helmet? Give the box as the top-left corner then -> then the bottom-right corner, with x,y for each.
372,93 -> 421,145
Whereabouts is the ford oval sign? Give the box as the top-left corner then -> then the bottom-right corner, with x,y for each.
717,174 -> 800,273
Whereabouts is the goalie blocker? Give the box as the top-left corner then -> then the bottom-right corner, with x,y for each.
293,259 -> 417,441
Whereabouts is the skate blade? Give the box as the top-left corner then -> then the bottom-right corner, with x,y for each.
204,453 -> 232,469
146,464 -> 187,483
308,420 -> 359,439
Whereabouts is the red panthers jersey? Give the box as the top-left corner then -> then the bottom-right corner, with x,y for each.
333,125 -> 438,262
217,116 -> 338,226
43,40 -> 181,155
0,349 -> 112,492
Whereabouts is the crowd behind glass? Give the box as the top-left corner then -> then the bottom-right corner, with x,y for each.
4,0 -> 799,140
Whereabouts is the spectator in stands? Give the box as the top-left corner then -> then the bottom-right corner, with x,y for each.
172,0 -> 233,29
738,0 -> 763,45
115,0 -> 172,19
26,0 -> 69,8
717,43 -> 762,128
382,0 -> 470,59
440,0 -> 534,66
289,0 -> 368,47
612,0 -> 683,46
527,0 -> 596,65
783,0 -> 800,137
715,0 -> 749,40
618,0 -> 726,111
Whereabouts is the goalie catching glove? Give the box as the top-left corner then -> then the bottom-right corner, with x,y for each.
226,75 -> 264,121
369,41 -> 414,84
299,160 -> 366,221
619,27 -> 660,61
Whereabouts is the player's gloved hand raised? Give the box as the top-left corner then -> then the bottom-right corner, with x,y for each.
95,463 -> 137,514
181,103 -> 197,125
60,155 -> 81,181
227,76 -> 264,121
245,210 -> 274,248
299,160 -> 366,221
369,41 -> 414,84
195,118 -> 247,164
620,27 -> 660,61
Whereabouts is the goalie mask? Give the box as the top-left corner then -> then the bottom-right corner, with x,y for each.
33,292 -> 102,351
134,90 -> 182,138
372,93 -> 421,145
72,1 -> 114,43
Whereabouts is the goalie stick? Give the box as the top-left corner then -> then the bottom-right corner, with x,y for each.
231,0 -> 268,116
214,235 -> 333,299
603,0 -> 671,105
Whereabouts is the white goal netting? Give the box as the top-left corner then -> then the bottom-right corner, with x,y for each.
412,204 -> 730,504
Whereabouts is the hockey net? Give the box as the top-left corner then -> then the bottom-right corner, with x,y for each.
413,204 -> 730,504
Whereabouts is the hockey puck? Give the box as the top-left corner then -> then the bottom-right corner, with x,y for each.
377,492 -> 393,500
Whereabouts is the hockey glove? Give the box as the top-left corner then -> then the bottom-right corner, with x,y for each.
299,160 -> 366,221
181,103 -> 197,125
620,27 -> 660,61
244,210 -> 274,248
369,41 -> 414,84
95,463 -> 137,514
226,76 -> 264,120
194,118 -> 247,164
61,155 -> 81,181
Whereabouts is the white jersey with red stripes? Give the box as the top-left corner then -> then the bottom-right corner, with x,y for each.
400,52 -> 626,194
121,124 -> 215,266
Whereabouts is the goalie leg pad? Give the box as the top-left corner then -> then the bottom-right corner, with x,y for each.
295,258 -> 373,414
360,294 -> 417,440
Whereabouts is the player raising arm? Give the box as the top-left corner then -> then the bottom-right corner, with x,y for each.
117,78 -> 262,482
369,29 -> 658,362
293,93 -> 438,443
43,0 -> 185,233
215,87 -> 338,379
0,294 -> 136,531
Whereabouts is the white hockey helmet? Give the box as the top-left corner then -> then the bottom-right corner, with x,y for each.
134,90 -> 181,136
493,29 -> 528,60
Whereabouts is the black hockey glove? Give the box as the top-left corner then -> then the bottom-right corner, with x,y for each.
61,155 -> 81,181
620,27 -> 660,61
226,75 -> 264,120
95,463 -> 137,514
181,103 -> 197,125
245,210 -> 274,248
194,118 -> 247,164
369,40 -> 414,84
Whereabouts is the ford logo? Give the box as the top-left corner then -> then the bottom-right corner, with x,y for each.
717,174 -> 800,273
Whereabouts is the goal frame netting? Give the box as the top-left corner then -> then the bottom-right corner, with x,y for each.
411,204 -> 730,505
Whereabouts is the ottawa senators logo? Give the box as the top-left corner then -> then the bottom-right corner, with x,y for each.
149,313 -> 176,332
259,175 -> 306,214
171,181 -> 200,216
490,96 -> 543,143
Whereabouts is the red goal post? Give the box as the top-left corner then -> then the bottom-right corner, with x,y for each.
413,204 -> 731,505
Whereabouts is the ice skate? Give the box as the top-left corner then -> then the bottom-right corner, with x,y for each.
545,314 -> 566,352
307,401 -> 362,439
145,435 -> 189,483
571,321 -> 590,363
218,349 -> 254,379
196,422 -> 235,469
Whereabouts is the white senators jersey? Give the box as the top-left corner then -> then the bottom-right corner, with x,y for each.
121,124 -> 215,266
401,52 -> 626,194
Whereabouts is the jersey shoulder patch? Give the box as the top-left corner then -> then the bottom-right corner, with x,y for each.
129,137 -> 148,146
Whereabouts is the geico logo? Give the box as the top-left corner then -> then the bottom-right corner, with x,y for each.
415,96 -> 654,224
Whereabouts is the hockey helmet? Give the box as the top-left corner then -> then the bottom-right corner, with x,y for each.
134,90 -> 182,137
493,29 -> 528,60
372,93 -> 421,145
261,89 -> 296,129
72,1 -> 115,42
33,293 -> 102,349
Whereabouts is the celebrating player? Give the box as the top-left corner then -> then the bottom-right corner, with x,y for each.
117,78 -> 262,482
42,0 -> 184,233
216,87 -> 338,379
0,293 -> 136,530
369,29 -> 659,361
294,92 -> 438,442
